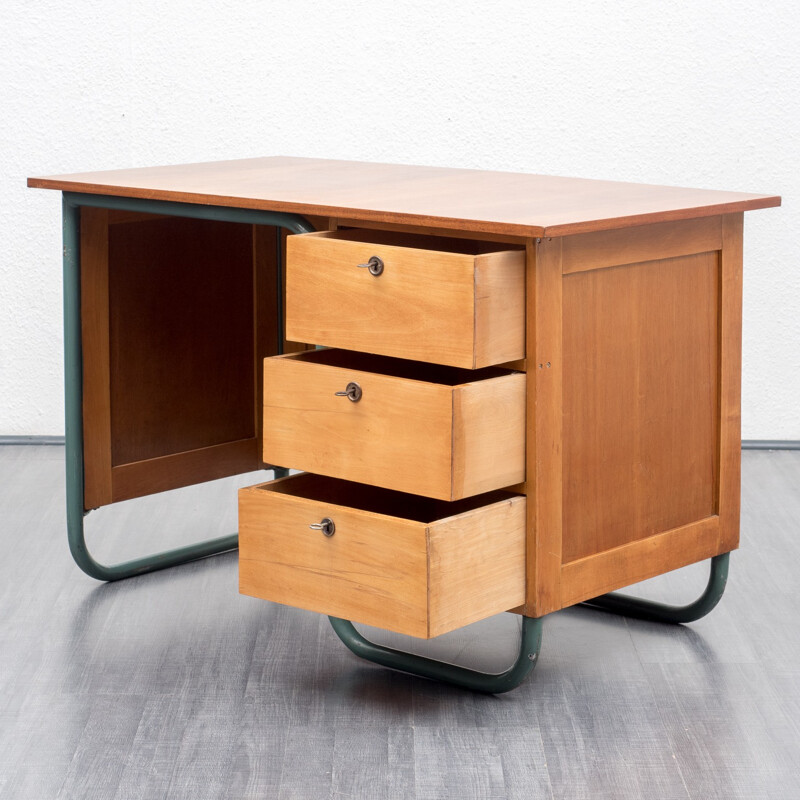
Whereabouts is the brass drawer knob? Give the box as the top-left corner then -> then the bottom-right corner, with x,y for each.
356,255 -> 384,276
309,517 -> 335,537
334,382 -> 362,402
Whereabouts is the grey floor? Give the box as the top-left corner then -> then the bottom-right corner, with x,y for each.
0,447 -> 798,800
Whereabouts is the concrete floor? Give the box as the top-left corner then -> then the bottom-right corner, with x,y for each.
0,446 -> 798,799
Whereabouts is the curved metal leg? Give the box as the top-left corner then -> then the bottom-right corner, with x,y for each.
328,615 -> 544,693
68,516 -> 241,581
62,194 -> 314,581
580,553 -> 730,623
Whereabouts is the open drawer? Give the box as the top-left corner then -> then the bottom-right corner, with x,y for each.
286,228 -> 525,368
238,473 -> 526,639
263,349 -> 525,501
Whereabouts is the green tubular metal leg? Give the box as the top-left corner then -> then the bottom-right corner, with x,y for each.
329,553 -> 729,690
580,552 -> 731,623
328,615 -> 544,694
62,192 -> 314,581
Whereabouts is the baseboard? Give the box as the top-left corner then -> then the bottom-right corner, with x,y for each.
741,440 -> 800,451
0,435 -> 66,445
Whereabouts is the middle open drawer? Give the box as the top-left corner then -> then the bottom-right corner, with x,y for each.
263,349 -> 525,501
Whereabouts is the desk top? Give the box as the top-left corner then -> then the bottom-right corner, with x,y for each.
28,156 -> 780,237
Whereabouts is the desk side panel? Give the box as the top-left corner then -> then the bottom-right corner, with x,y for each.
555,218 -> 738,606
561,250 -> 720,562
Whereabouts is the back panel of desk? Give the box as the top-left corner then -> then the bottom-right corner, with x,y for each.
79,208 -> 323,509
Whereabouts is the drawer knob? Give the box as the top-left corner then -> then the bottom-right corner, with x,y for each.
309,517 -> 335,537
356,255 -> 384,276
334,381 -> 362,402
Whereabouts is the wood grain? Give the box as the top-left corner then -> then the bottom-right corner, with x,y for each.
262,350 -> 524,500
525,237 -> 564,617
560,516 -> 721,607
561,251 -> 719,564
110,438 -> 258,503
474,249 -> 526,368
108,215 -> 256,466
426,494 -> 526,637
78,212 -> 294,506
238,473 -> 525,638
28,156 -> 781,237
285,229 -> 525,368
240,477 -> 429,638
263,351 -> 452,499
451,372 -> 526,499
717,213 -> 744,553
252,223 -> 316,466
80,206 -> 113,510
277,218 -> 328,354
561,216 -> 722,275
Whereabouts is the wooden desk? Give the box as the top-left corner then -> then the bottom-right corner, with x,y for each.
29,158 -> 780,691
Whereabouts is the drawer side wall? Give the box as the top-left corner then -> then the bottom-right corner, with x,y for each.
428,496 -> 526,637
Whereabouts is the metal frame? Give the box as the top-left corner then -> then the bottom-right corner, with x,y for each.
329,615 -> 544,693
580,552 -> 730,623
329,553 -> 730,691
61,192 -> 314,581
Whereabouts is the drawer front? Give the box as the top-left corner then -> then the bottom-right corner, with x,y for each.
262,350 -> 525,501
238,474 -> 526,638
285,230 -> 524,369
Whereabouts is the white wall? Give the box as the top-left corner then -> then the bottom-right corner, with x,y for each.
1,0 -> 797,438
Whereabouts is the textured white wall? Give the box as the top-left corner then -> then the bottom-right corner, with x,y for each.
1,0 -> 797,437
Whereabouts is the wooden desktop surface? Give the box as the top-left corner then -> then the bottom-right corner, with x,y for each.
28,156 -> 780,238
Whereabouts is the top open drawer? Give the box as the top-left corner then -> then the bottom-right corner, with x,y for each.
286,229 -> 525,369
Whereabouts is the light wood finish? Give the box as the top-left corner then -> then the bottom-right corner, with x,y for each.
451,370 -> 527,499
80,207 -> 113,509
276,214 -> 331,354
28,156 -> 780,237
561,251 -> 719,564
473,249 -> 527,368
560,516 -> 720,607
238,473 -> 526,638
262,350 -> 525,501
525,238 -> 564,617
285,229 -> 524,369
717,213 -> 744,552
561,215 -> 722,275
252,224 -> 316,464
425,495 -> 526,637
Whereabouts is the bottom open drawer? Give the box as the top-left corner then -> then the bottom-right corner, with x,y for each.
239,473 -> 526,639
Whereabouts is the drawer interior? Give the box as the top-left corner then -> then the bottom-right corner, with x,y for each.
253,473 -> 522,523
311,227 -> 525,255
281,348 -> 517,385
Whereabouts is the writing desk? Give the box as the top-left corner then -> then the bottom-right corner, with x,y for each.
28,158 -> 780,691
